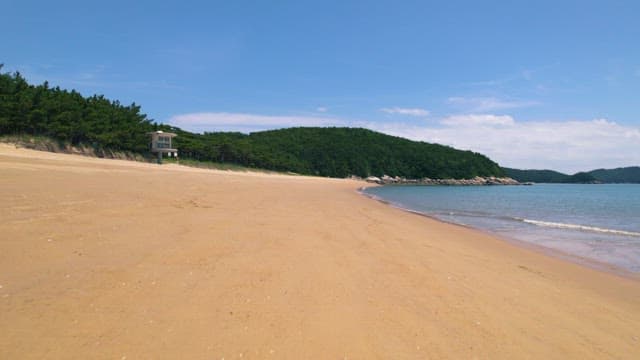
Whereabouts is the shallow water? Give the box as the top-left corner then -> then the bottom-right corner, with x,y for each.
363,184 -> 640,272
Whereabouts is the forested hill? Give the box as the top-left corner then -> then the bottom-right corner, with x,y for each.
0,67 -> 153,153
502,168 -> 569,183
588,167 -> 640,183
503,168 -> 598,183
175,127 -> 505,178
504,167 -> 640,183
0,67 -> 504,178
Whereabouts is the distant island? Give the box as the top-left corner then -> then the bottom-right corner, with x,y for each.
504,167 -> 640,184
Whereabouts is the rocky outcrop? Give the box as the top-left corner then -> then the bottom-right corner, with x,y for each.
364,175 -> 526,186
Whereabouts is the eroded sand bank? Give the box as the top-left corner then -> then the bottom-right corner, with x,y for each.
1,144 -> 639,359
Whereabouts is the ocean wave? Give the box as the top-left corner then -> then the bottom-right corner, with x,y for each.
517,218 -> 640,237
445,210 -> 640,237
362,189 -> 640,238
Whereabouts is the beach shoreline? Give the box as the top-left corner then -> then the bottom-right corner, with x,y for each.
1,144 -> 639,359
358,186 -> 640,281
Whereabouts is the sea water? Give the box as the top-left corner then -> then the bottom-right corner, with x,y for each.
363,184 -> 640,273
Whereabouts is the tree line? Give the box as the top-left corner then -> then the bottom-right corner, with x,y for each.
0,66 -> 505,179
504,167 -> 640,183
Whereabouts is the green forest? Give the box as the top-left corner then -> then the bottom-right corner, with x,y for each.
587,167 -> 640,183
504,167 -> 640,183
503,168 -> 571,183
0,67 -> 506,178
0,66 -> 154,153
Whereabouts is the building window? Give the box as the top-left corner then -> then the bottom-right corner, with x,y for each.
156,136 -> 171,149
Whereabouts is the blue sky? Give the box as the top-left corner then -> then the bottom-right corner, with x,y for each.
2,0 -> 639,172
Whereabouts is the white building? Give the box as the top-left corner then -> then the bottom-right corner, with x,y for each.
147,130 -> 177,163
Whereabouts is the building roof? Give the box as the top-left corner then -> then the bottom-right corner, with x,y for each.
147,130 -> 177,137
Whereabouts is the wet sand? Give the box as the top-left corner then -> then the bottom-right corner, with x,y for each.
1,143 -> 639,359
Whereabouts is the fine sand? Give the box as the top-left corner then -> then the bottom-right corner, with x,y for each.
1,143 -> 639,359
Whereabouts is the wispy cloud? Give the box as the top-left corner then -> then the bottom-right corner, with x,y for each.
169,112 -> 344,133
380,107 -> 430,116
467,72 -> 528,87
466,64 -> 557,88
440,114 -> 514,126
7,63 -> 182,92
521,69 -> 534,81
316,107 -> 328,113
447,96 -> 539,112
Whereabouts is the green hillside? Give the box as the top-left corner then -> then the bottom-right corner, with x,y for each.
0,67 -> 504,179
561,172 -> 598,184
588,167 -> 640,183
504,168 -> 599,184
504,167 -> 640,183
503,168 -> 569,183
174,127 -> 504,178
0,66 -> 153,154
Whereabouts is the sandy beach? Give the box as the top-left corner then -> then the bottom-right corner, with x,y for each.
1,143 -> 639,359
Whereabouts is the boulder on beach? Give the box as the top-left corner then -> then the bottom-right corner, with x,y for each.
365,176 -> 382,184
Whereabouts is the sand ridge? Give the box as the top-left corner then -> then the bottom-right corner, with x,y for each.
1,144 -> 639,359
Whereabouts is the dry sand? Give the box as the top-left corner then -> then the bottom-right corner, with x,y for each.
1,143 -> 639,359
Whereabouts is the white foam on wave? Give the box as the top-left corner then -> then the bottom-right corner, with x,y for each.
519,218 -> 640,237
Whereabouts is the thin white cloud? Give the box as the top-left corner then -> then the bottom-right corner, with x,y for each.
440,114 -> 515,126
447,96 -> 539,112
466,64 -> 556,88
316,107 -> 328,113
169,112 -> 343,133
366,117 -> 640,173
380,107 -> 430,117
9,63 -> 182,91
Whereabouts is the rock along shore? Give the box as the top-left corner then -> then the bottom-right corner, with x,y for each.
361,175 -> 529,186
